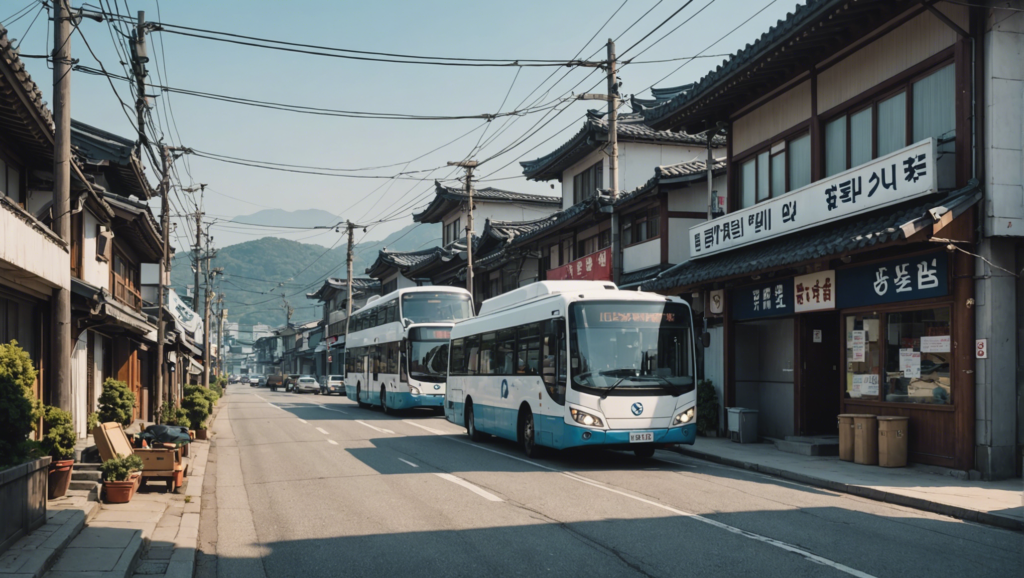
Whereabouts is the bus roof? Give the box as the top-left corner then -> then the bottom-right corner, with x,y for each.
477,281 -> 618,316
354,285 -> 471,315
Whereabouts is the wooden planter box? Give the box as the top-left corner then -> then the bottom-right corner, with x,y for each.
0,457 -> 52,554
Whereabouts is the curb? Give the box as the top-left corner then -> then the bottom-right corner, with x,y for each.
668,446 -> 1024,532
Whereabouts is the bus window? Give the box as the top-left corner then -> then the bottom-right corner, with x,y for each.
497,329 -> 515,375
479,333 -> 495,375
465,336 -> 480,375
386,301 -> 397,324
450,338 -> 465,375
517,323 -> 540,375
376,306 -> 386,327
542,320 -> 566,405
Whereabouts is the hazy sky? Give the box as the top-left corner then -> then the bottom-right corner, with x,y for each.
13,0 -> 801,255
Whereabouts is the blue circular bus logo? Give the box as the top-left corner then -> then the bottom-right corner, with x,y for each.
434,384 -> 440,390
631,402 -> 644,416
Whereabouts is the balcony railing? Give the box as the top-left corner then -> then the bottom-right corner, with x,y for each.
113,275 -> 142,311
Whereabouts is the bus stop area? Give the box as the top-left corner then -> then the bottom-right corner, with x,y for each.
669,437 -> 1023,531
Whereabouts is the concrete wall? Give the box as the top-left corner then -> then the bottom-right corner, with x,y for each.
734,318 -> 795,439
984,7 -> 1024,235
441,200 -> 558,233
81,209 -> 109,288
734,81 -> 812,155
0,200 -> 69,294
622,238 -> 659,273
668,217 -> 703,265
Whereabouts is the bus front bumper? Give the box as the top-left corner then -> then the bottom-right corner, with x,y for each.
560,422 -> 697,449
385,390 -> 445,409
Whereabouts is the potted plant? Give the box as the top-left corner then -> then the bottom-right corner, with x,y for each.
0,340 -> 42,469
42,405 -> 77,499
696,379 -> 720,437
101,454 -> 144,503
97,378 -> 135,430
182,385 -> 212,440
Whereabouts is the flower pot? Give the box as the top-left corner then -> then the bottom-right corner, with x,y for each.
195,429 -> 208,440
104,479 -> 135,503
188,430 -> 196,441
172,469 -> 184,489
181,443 -> 190,458
47,459 -> 74,500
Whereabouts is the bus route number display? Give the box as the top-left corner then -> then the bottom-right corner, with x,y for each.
599,312 -> 676,324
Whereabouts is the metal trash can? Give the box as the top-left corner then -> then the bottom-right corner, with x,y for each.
852,414 -> 878,465
837,414 -> 856,462
877,416 -> 909,468
727,407 -> 759,444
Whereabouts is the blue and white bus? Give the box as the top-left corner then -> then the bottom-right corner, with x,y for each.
344,286 -> 473,412
445,281 -> 696,458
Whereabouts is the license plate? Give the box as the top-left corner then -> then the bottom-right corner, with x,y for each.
629,432 -> 654,443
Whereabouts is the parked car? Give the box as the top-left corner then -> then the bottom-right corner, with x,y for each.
248,375 -> 261,387
321,375 -> 344,395
267,374 -> 285,391
258,375 -> 268,387
284,374 -> 302,392
294,376 -> 320,394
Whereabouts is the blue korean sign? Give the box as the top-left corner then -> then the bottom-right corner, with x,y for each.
730,280 -> 794,320
836,252 -> 948,308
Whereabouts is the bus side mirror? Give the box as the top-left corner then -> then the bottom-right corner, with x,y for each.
701,332 -> 711,348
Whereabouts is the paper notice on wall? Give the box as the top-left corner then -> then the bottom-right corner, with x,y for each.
920,335 -> 950,353
851,374 -> 879,397
899,348 -> 921,378
851,374 -> 862,397
851,330 -> 866,362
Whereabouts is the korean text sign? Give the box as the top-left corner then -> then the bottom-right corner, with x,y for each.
794,270 -> 836,312
836,252 -> 948,308
547,247 -> 612,282
690,139 -> 936,258
730,280 -> 793,320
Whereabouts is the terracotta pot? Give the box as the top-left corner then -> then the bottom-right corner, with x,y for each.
195,429 -> 208,441
172,469 -> 184,489
47,459 -> 74,500
104,479 -> 135,503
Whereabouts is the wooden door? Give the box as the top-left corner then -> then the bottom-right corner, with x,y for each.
798,311 -> 841,435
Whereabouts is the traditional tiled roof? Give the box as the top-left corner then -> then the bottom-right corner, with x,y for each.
0,24 -> 55,166
619,264 -> 673,289
614,158 -> 726,207
506,196 -> 612,247
520,112 -> 719,181
412,181 -> 560,223
364,245 -> 459,279
72,120 -> 155,199
103,192 -> 163,261
306,278 -> 379,301
642,0 -> 916,130
642,186 -> 981,292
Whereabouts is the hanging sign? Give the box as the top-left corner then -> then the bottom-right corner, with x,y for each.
707,290 -> 724,316
836,252 -> 948,308
730,280 -> 793,320
690,139 -> 936,258
793,270 -> 836,312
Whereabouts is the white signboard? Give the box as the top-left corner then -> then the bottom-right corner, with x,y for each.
920,335 -> 950,353
794,270 -> 836,312
690,139 -> 936,258
899,348 -> 921,378
851,374 -> 879,398
708,289 -> 725,316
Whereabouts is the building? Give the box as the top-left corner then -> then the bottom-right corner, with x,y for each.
641,0 -> 1020,478
306,278 -> 380,375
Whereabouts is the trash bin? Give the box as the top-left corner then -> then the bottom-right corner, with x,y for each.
852,414 -> 878,465
727,407 -> 759,443
877,416 -> 909,468
837,414 -> 856,462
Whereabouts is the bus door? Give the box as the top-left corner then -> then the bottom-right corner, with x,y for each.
362,350 -> 371,402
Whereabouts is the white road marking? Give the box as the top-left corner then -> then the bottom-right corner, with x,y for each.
297,419 -> 307,424
355,420 -> 395,435
316,427 -> 329,435
435,473 -> 503,502
316,404 -> 348,414
327,440 -> 338,445
402,420 -> 448,435
398,458 -> 418,468
445,437 -> 874,578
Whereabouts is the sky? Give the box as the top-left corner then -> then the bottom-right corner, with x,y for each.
11,0 -> 804,258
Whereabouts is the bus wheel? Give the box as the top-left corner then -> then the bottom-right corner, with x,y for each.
633,446 -> 656,459
520,409 -> 542,459
356,385 -> 368,409
466,401 -> 483,442
380,387 -> 390,414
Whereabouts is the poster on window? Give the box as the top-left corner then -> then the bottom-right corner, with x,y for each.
899,348 -> 921,378
850,330 -> 866,362
851,374 -> 879,397
794,270 -> 836,312
920,335 -> 950,353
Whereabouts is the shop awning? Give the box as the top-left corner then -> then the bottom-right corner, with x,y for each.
643,185 -> 981,292
188,357 -> 203,375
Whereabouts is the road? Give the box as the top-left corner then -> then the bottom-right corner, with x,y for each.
200,387 -> 1021,578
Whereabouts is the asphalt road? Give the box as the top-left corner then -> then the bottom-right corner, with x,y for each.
202,387 -> 1021,578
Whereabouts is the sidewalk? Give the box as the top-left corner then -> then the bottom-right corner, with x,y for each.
671,437 -> 1023,531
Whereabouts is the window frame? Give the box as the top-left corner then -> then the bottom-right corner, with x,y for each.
621,204 -> 661,248
734,131 -> 810,209
572,160 -> 603,205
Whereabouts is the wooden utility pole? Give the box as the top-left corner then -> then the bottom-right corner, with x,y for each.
51,0 -> 73,412
446,161 -> 478,297
217,297 -> 225,378
344,221 -> 355,346
156,146 -> 171,408
202,257 -> 216,388
193,210 -> 203,311
606,39 -> 621,285
133,11 -> 148,151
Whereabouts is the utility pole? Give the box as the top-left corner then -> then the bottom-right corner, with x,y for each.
193,210 -> 203,311
447,161 -> 478,297
217,296 -> 225,378
156,146 -> 171,409
132,11 -> 148,151
606,39 -> 620,286
202,257 -> 218,388
51,0 -> 73,412
344,221 -> 355,361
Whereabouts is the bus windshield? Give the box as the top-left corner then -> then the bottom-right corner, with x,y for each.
401,292 -> 472,324
569,301 -> 694,395
408,327 -> 450,382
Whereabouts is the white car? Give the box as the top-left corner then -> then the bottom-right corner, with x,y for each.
294,376 -> 320,394
322,375 -> 344,395
248,375 -> 260,387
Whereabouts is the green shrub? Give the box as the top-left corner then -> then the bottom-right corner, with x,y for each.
185,383 -> 219,407
101,454 -> 143,482
209,380 -> 223,399
98,378 -> 135,427
0,340 -> 41,468
696,379 -> 720,436
157,401 -> 191,429
182,392 -> 211,431
42,405 -> 77,460
87,411 -> 100,433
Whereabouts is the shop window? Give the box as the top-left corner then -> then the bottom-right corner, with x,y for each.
845,313 -> 882,400
573,161 -> 603,205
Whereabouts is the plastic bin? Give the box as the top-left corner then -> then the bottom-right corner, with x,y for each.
837,414 -> 856,462
852,414 -> 878,465
727,407 -> 759,444
877,416 -> 909,468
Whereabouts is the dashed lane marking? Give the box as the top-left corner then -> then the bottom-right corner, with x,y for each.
355,420 -> 395,435
327,440 -> 339,445
435,473 -> 503,502
297,419 -> 307,424
316,427 -> 330,435
401,420 -> 449,435
398,458 -> 419,468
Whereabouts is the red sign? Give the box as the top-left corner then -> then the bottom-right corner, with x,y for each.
547,247 -> 612,282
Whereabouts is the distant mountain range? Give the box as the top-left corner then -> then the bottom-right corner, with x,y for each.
211,208 -> 345,248
171,221 -> 439,327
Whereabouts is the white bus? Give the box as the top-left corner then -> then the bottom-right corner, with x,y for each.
445,281 -> 696,458
344,286 -> 473,412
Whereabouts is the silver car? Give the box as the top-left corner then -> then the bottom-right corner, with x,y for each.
294,376 -> 320,394
322,375 -> 344,395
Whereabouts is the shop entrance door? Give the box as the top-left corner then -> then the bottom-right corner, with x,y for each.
798,311 -> 840,435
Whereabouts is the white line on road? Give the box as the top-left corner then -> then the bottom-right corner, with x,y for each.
402,420 -> 448,435
316,427 -> 329,435
355,420 -> 395,435
316,404 -> 348,414
327,440 -> 338,445
445,437 -> 874,578
297,419 -> 307,424
398,458 -> 419,468
435,473 -> 503,502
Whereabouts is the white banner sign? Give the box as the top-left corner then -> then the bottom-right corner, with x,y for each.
690,139 -> 936,258
793,270 -> 835,312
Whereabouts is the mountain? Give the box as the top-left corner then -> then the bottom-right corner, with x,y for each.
212,209 -> 343,248
231,208 -> 340,228
172,222 -> 439,328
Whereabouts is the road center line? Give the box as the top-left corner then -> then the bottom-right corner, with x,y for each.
355,420 -> 395,435
402,420 -> 448,435
297,419 -> 307,424
398,458 -> 419,468
445,437 -> 873,578
327,440 -> 338,445
316,427 -> 329,435
435,473 -> 503,502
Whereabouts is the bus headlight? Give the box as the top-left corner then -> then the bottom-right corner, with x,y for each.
570,408 -> 604,428
409,386 -> 421,395
673,408 -> 695,426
